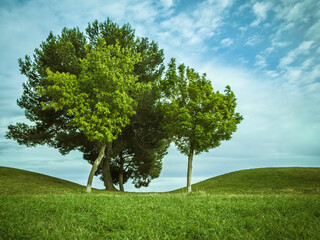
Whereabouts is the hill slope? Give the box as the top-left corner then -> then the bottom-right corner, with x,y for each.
174,167 -> 320,194
1,166 -> 320,195
0,166 -> 91,194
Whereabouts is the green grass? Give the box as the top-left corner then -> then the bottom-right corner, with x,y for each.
1,166 -> 320,239
174,167 -> 320,195
1,194 -> 319,239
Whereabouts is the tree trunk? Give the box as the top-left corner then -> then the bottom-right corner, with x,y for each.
187,149 -> 194,193
119,153 -> 124,192
86,144 -> 106,193
102,141 -> 118,191
119,170 -> 124,192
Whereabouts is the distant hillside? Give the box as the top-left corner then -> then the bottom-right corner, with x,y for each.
0,166 -> 96,194
173,167 -> 320,194
1,166 -> 320,195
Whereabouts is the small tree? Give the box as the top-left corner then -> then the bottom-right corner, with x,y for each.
162,59 -> 243,193
38,38 -> 145,193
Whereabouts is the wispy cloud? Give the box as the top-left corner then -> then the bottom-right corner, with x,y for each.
306,20 -> 320,41
250,1 -> 273,27
279,41 -> 314,68
220,38 -> 233,47
254,54 -> 267,68
157,0 -> 233,56
159,0 -> 175,9
245,35 -> 261,46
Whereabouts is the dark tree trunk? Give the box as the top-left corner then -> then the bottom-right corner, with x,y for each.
187,148 -> 194,193
119,153 -> 124,192
86,143 -> 106,193
102,141 -> 118,191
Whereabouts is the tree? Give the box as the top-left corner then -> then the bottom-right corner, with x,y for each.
162,59 -> 243,193
38,38 -> 145,192
83,20 -> 171,190
6,19 -> 170,191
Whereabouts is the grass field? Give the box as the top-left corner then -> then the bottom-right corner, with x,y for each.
1,194 -> 319,239
1,166 -> 320,239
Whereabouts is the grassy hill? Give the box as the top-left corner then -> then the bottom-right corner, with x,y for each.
1,166 -> 320,239
174,167 -> 320,194
1,166 -> 319,195
0,166 -> 101,194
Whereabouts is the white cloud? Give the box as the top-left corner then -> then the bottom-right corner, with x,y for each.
274,0 -> 320,25
306,20 -> 320,41
253,1 -> 271,19
286,2 -> 304,21
250,1 -> 272,27
157,0 -> 233,55
159,0 -> 175,9
220,38 -> 233,47
279,55 -> 294,68
245,35 -> 261,46
282,64 -> 320,90
125,1 -> 157,22
284,0 -> 319,23
265,40 -> 290,54
239,2 -> 251,12
279,41 -> 314,68
301,59 -> 312,70
297,40 -> 314,52
265,70 -> 280,78
276,40 -> 320,94
255,54 -> 267,68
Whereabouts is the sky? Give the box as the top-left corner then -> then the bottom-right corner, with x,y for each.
0,0 -> 319,192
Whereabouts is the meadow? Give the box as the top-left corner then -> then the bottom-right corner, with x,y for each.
1,167 -> 320,239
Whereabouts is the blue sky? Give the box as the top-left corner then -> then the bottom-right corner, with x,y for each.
0,0 -> 319,192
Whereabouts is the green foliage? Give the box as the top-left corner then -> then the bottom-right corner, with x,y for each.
162,58 -> 243,156
39,38 -> 143,144
1,193 -> 319,239
83,20 -> 169,189
6,19 -> 169,189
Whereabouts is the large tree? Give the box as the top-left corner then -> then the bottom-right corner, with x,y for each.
84,21 -> 171,190
39,38 -> 144,192
6,19 -> 170,191
162,59 -> 243,193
